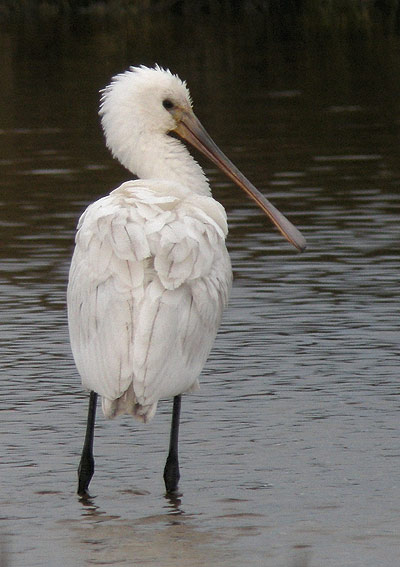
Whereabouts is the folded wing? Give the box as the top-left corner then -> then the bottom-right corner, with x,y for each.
67,180 -> 232,421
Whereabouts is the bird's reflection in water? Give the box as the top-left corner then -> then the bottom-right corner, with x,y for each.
78,494 -> 100,516
73,491 -> 231,567
164,490 -> 184,518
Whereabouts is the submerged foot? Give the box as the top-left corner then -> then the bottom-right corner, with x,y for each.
77,455 -> 94,497
163,454 -> 180,494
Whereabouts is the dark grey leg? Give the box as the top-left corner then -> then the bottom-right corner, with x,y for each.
77,391 -> 98,497
163,395 -> 181,494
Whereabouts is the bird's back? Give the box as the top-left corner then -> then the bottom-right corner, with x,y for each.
67,179 -> 232,422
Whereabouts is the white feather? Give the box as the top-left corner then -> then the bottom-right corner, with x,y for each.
68,178 -> 232,422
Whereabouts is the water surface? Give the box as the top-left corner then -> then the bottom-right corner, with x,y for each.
1,13 -> 400,567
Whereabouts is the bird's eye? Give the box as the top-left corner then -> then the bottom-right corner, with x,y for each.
162,99 -> 174,110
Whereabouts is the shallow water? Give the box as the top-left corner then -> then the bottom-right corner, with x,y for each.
1,12 -> 400,567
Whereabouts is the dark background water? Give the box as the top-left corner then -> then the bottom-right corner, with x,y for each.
1,6 -> 400,566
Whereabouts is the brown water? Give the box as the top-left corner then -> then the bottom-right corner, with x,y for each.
1,12 -> 400,567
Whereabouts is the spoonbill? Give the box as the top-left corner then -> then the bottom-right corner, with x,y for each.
68,65 -> 306,497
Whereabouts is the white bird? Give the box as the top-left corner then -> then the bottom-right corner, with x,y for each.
67,65 -> 306,497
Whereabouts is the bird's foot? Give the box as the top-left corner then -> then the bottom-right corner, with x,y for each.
77,456 -> 94,498
163,454 -> 180,495
77,482 -> 93,499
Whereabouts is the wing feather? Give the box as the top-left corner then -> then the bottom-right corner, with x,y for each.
67,179 -> 232,421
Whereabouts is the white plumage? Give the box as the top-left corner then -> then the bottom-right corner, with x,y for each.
68,179 -> 231,422
68,65 -> 305,496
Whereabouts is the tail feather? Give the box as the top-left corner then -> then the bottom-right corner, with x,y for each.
101,384 -> 158,423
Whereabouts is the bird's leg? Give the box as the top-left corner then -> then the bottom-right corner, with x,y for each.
163,395 -> 181,494
77,390 -> 98,497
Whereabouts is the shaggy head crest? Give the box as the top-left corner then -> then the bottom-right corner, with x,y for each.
98,65 -> 195,175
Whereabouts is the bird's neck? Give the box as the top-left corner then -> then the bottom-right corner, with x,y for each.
121,133 -> 211,197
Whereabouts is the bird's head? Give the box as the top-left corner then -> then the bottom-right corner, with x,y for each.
100,65 -> 193,143
100,65 -> 306,252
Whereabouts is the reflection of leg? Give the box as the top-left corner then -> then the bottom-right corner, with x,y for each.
163,395 -> 181,494
77,391 -> 98,496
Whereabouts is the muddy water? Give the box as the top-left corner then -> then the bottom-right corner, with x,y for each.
1,13 -> 400,567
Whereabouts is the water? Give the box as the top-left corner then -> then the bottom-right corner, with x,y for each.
1,12 -> 400,567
